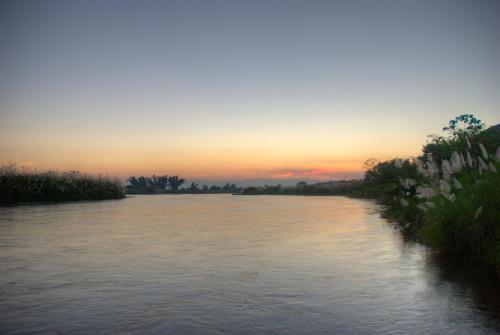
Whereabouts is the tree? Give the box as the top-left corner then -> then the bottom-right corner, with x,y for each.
156,176 -> 168,189
296,181 -> 307,188
363,159 -> 416,184
168,176 -> 185,190
442,114 -> 484,140
127,176 -> 139,187
362,158 -> 380,171
137,176 -> 148,188
423,114 -> 486,161
148,175 -> 157,187
209,185 -> 221,192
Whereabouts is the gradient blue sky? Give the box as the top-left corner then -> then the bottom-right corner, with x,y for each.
1,0 -> 499,182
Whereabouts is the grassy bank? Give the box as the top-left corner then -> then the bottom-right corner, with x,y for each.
241,115 -> 500,272
348,115 -> 500,272
0,164 -> 125,204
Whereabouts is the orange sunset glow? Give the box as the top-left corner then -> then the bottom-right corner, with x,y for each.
1,0 -> 498,185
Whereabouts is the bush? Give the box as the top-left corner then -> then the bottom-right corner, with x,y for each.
421,170 -> 500,267
375,115 -> 500,270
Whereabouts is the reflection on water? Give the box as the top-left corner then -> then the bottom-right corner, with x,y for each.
424,249 -> 500,319
0,195 -> 499,334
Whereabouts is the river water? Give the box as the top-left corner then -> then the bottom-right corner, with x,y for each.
1,195 -> 499,334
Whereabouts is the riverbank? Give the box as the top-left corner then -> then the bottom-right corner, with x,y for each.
0,164 -> 125,204
241,115 -> 500,274
376,118 -> 500,275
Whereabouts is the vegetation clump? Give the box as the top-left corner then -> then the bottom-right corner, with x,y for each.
0,164 -> 125,204
362,115 -> 500,271
241,180 -> 364,196
126,175 -> 241,194
240,114 -> 500,273
127,175 -> 184,194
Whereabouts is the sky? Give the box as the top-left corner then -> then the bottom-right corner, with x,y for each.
1,0 -> 499,184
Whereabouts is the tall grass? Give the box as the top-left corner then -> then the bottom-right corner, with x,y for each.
375,118 -> 500,271
390,146 -> 500,268
0,163 -> 125,204
421,172 -> 500,264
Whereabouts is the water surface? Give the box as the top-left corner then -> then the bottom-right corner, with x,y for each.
1,195 -> 499,334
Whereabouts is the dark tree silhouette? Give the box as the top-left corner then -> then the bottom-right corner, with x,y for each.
156,176 -> 168,189
127,176 -> 139,187
296,181 -> 307,188
209,185 -> 221,192
168,176 -> 185,190
148,175 -> 157,187
137,176 -> 148,188
126,175 -> 240,194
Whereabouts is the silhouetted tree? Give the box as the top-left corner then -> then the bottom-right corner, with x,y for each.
423,114 -> 486,161
168,176 -> 185,190
443,114 -> 484,139
362,158 -> 380,171
157,176 -> 168,189
128,176 -> 139,187
209,185 -> 221,192
137,176 -> 148,188
148,175 -> 157,187
126,175 -> 240,194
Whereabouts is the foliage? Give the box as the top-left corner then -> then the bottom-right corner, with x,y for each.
167,176 -> 185,190
423,114 -> 487,162
126,174 -> 183,193
241,180 -> 365,196
127,175 -> 169,193
421,171 -> 500,264
240,114 -> 500,272
0,163 -> 125,204
126,174 -> 241,194
378,115 -> 500,270
443,114 -> 485,139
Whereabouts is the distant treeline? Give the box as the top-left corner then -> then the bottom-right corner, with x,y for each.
241,180 -> 366,196
0,164 -> 125,204
126,175 -> 242,194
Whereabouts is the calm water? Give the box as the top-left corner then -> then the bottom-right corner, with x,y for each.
1,195 -> 500,334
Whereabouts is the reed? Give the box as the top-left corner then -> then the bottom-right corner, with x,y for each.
0,163 -> 125,204
381,116 -> 500,271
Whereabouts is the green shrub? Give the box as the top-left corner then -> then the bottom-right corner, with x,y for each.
420,169 -> 500,267
376,115 -> 500,270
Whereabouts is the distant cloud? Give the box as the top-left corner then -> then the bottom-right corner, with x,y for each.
271,172 -> 295,178
18,161 -> 39,167
270,167 -> 362,180
270,168 -> 314,179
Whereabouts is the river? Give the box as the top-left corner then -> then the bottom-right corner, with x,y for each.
1,195 -> 499,334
